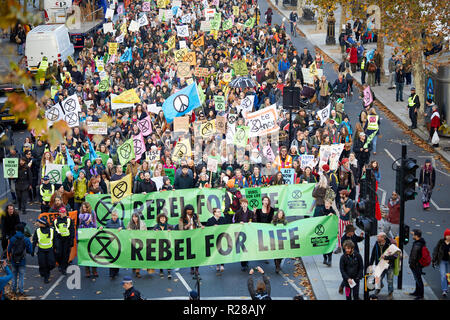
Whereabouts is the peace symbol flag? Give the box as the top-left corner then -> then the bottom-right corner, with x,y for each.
110,174 -> 133,203
162,82 -> 201,123
117,138 -> 136,166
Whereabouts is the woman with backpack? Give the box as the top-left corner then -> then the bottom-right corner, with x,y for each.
418,159 -> 436,211
7,224 -> 33,297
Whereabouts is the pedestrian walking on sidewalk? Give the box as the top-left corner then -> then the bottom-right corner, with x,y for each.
429,104 -> 441,147
388,54 -> 396,89
408,229 -> 427,300
418,159 -> 435,211
431,229 -> 450,297
339,240 -> 363,300
384,191 -> 400,238
407,87 -> 420,129
289,11 -> 298,37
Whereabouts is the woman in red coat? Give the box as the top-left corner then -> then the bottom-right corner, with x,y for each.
348,44 -> 358,73
430,104 -> 440,147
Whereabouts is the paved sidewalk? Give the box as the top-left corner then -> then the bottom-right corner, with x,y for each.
267,1 -> 450,165
302,232 -> 438,300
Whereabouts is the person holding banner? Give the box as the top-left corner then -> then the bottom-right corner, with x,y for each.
179,205 -> 204,279
153,214 -> 173,278
100,211 -> 124,279
78,202 -> 98,278
206,208 -> 226,274
234,198 -> 254,272
127,213 -> 148,278
53,207 -> 75,276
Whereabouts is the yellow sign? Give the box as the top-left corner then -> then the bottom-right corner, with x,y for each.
233,6 -> 239,17
120,22 -> 127,35
222,72 -> 232,83
110,174 -> 133,203
108,42 -> 118,55
157,0 -> 166,8
177,62 -> 191,78
183,51 -> 196,66
200,119 -> 216,137
174,48 -> 189,62
167,35 -> 176,50
309,61 -> 318,76
210,29 -> 218,40
67,56 -> 75,66
193,35 -> 204,47
111,89 -> 141,104
172,138 -> 191,162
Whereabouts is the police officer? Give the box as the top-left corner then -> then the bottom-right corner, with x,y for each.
122,276 -> 142,300
40,175 -> 55,213
32,216 -> 56,283
407,87 -> 420,129
53,207 -> 74,275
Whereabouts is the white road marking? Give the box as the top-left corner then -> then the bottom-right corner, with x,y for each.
175,272 -> 192,292
280,273 -> 307,299
378,187 -> 387,206
384,148 -> 400,165
40,275 -> 65,300
430,198 -> 450,211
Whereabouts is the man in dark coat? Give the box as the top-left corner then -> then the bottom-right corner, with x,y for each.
408,229 -> 426,300
339,240 -> 364,300
15,158 -> 32,215
174,165 -> 194,189
135,172 -> 157,193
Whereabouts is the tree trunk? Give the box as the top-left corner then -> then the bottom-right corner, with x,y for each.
316,8 -> 326,31
376,32 -> 384,76
411,44 -> 425,125
297,0 -> 304,20
39,0 -> 44,11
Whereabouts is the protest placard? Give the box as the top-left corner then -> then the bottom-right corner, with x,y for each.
87,121 -> 108,135
245,104 -> 279,138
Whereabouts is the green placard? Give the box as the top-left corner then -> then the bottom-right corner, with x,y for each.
222,18 -> 233,31
86,183 -> 316,228
214,95 -> 226,112
164,168 -> 175,185
233,125 -> 249,148
3,158 -> 18,178
81,152 -> 110,167
117,138 -> 135,166
245,187 -> 262,209
77,215 -> 338,269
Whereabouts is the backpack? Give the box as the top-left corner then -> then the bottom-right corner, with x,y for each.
230,190 -> 242,212
368,62 -> 377,73
11,237 -> 26,265
254,292 -> 272,300
419,246 -> 431,267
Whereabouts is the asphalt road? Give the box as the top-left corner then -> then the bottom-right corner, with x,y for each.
0,1 -> 449,300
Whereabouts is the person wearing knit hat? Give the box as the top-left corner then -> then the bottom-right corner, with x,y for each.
431,228 -> 450,297
418,159 -> 435,210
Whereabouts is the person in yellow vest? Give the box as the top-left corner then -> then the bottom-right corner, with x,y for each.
366,108 -> 380,155
273,146 -> 293,172
32,216 -> 56,283
40,175 -> 55,213
53,207 -> 75,275
407,87 -> 420,129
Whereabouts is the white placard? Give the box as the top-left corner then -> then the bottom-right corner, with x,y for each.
176,25 -> 189,37
103,22 -> 114,34
245,104 -> 279,138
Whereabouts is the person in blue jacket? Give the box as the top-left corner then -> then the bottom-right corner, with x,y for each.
7,224 -> 33,297
0,260 -> 13,300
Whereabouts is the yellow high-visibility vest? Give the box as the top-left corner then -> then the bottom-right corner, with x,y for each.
37,228 -> 54,249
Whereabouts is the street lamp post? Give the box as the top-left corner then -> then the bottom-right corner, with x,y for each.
326,10 -> 336,45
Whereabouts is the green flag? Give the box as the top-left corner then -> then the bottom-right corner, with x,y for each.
222,18 -> 233,31
77,215 -> 338,269
214,95 -> 226,112
233,125 -> 249,148
98,77 -> 110,92
244,17 -> 255,28
245,187 -> 262,209
117,138 -> 135,166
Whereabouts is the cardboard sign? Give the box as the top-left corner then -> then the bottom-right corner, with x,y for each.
147,149 -> 160,162
363,86 -> 374,106
300,155 -> 316,169
194,67 -> 209,77
3,158 -> 18,178
215,115 -> 227,134
172,139 -> 191,162
87,121 -> 108,135
103,22 -> 114,34
177,62 -> 192,78
207,157 -> 219,173
174,48 -> 189,62
200,20 -> 211,32
173,115 -> 190,133
245,104 -> 279,138
302,67 -> 323,85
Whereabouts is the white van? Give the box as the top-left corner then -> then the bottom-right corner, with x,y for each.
25,24 -> 74,72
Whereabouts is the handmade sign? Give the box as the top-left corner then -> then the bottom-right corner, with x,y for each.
194,67 -> 209,77
363,86 -> 374,106
318,103 -> 331,126
110,174 -> 133,203
281,168 -> 296,184
215,115 -> 227,134
233,60 -> 248,76
207,157 -> 219,173
3,158 -> 18,178
172,138 -> 192,162
214,95 -> 226,112
245,187 -> 262,210
173,115 -> 190,133
177,62 -> 192,78
245,104 -> 279,138
200,119 -> 216,137
87,121 -> 108,135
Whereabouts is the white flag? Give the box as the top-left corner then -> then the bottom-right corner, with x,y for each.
138,13 -> 149,27
45,103 -> 64,127
318,103 -> 331,126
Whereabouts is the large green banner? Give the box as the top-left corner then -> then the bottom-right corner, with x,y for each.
86,184 -> 315,228
77,215 -> 338,269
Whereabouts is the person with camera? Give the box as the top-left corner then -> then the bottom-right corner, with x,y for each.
248,266 -> 271,300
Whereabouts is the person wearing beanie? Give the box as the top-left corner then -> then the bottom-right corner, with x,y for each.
418,159 -> 436,210
431,228 -> 450,297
